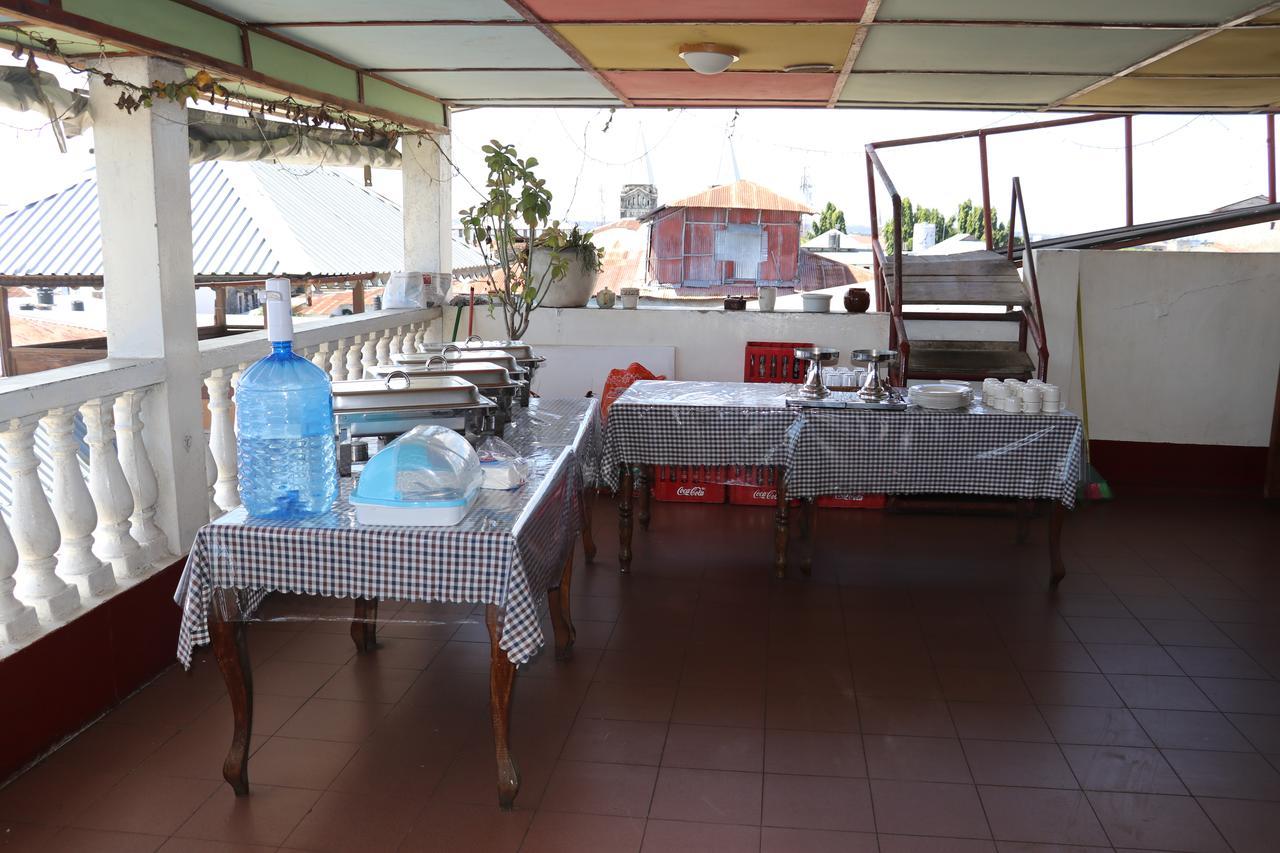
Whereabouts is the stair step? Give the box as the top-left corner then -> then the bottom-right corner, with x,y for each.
907,344 -> 1033,380
884,250 -> 1028,306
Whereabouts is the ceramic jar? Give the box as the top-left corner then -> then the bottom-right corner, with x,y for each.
844,287 -> 870,313
595,289 -> 616,309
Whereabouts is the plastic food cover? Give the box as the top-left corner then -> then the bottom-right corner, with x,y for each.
352,425 -> 481,507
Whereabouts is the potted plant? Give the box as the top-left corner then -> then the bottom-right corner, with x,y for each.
459,140 -> 569,340
533,225 -> 603,308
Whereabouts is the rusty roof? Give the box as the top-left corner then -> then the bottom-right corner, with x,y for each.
652,180 -> 812,216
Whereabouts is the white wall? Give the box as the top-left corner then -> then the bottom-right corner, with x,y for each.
1038,249 -> 1280,447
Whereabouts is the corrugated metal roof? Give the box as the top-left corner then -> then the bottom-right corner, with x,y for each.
0,161 -> 487,279
658,180 -> 812,214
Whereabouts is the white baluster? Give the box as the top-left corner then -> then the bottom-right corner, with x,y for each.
79,398 -> 145,580
375,332 -> 391,366
42,407 -> 115,598
329,340 -> 346,382
204,370 -> 240,510
311,342 -> 330,374
205,439 -> 219,521
346,336 -> 364,381
0,416 -> 80,621
401,328 -> 415,355
0,511 -> 39,644
113,389 -> 172,565
361,336 -> 377,375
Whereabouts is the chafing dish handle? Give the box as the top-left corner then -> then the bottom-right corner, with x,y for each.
441,343 -> 462,359
425,355 -> 448,371
383,370 -> 411,390
464,334 -> 484,347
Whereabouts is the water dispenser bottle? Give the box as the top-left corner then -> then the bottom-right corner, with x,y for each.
235,278 -> 338,518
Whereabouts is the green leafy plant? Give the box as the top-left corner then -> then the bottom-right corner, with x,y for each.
459,140 -> 569,339
544,225 -> 604,273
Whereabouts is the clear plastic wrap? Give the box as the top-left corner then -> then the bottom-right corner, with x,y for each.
353,425 -> 482,505
477,435 -> 529,490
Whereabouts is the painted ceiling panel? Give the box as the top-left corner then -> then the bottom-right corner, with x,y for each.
840,72 -> 1101,106
1071,76 -> 1280,108
383,70 -> 613,99
606,70 -> 836,101
199,0 -> 524,23
557,24 -> 857,71
876,0 -> 1268,25
1134,30 -> 1280,76
269,24 -> 576,70
522,0 -> 866,22
855,25 -> 1192,74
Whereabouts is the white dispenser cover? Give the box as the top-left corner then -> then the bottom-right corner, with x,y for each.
264,277 -> 293,342
350,425 -> 482,526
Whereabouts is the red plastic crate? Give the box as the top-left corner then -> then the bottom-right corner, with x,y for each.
744,341 -> 813,384
727,466 -> 788,506
652,465 -> 727,503
816,493 -> 888,509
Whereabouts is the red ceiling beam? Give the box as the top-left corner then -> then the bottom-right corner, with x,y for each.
502,0 -> 633,106
829,0 -> 881,108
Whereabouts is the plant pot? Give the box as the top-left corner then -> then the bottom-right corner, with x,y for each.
621,288 -> 640,309
595,289 -> 616,309
757,286 -> 777,312
843,287 -> 870,313
801,293 -> 833,313
531,248 -> 599,308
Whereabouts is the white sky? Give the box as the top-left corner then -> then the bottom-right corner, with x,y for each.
1,57 -> 1274,239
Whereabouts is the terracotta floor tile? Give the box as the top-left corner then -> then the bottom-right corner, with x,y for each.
878,836 -> 997,853
854,667 -> 943,700
759,826 -> 877,852
1165,646 -> 1271,679
0,819 -> 60,851
271,630 -> 358,666
1065,617 -> 1155,646
1161,749 -> 1280,800
1038,706 -> 1152,747
38,721 -> 172,780
275,698 -> 392,742
764,730 -> 866,778
1060,745 -> 1186,794
949,703 -> 1053,743
1193,677 -> 1280,714
962,740 -> 1077,789
240,736 -> 356,790
40,827 -> 166,852
1197,796 -> 1280,853
250,659 -> 341,698
639,819 -> 759,853
158,838 -> 277,852
1085,643 -> 1182,676
671,686 -> 765,729
648,768 -> 762,825
863,735 -> 970,784
978,786 -> 1108,847
326,741 -> 453,799
561,718 -> 668,766
281,789 -> 422,852
1107,674 -> 1215,711
1131,709 -> 1254,751
858,697 -> 955,738
1007,642 -> 1099,674
871,780 -> 990,839
1085,791 -> 1228,853
661,724 -> 763,773
71,773 -> 218,836
581,683 -> 677,723
314,661 -> 420,704
1227,713 -> 1280,753
766,690 -> 859,732
174,783 -> 319,847
1022,672 -> 1124,708
197,693 -> 308,739
1140,620 -> 1234,648
762,773 -> 874,833
432,743 -> 556,809
0,764 -> 117,826
395,800 -> 532,853
518,811 -> 644,853
540,760 -> 657,818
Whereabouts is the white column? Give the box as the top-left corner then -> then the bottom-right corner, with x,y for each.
0,416 -> 80,621
204,371 -> 240,511
0,511 -> 39,644
80,398 -> 145,580
114,389 -> 172,564
43,407 -> 116,598
90,57 -> 207,555
402,132 -> 452,286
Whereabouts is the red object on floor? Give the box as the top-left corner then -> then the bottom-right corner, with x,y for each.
652,465 -> 727,503
743,340 -> 813,383
817,492 -> 888,509
727,466 -> 791,506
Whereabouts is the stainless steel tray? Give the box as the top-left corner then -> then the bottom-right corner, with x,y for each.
365,360 -> 519,391
785,389 -> 910,410
393,350 -> 525,375
331,373 -> 484,411
426,339 -> 546,368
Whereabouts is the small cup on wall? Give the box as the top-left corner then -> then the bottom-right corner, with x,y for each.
620,288 -> 640,309
757,285 -> 777,312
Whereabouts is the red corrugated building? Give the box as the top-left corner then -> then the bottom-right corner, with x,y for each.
641,180 -> 813,295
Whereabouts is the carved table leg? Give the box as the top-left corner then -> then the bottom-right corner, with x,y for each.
580,486 -> 597,563
210,605 -> 252,796
548,549 -> 577,660
485,604 -> 520,810
350,597 -> 379,653
619,465 -> 634,574
1016,499 -> 1032,545
637,465 -> 651,531
774,468 -> 789,580
1048,501 -> 1067,587
800,498 -> 817,577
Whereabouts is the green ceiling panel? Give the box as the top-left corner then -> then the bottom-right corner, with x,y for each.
63,0 -> 242,64
247,31 -> 359,102
362,78 -> 446,126
385,70 -> 612,101
876,0 -> 1265,26
0,24 -> 125,56
840,72 -> 1100,106
855,25 -> 1192,74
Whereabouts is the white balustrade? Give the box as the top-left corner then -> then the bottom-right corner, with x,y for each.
0,415 -> 81,621
346,337 -> 363,381
388,330 -> 402,363
205,440 -> 219,521
204,370 -> 240,511
360,336 -> 377,375
330,342 -> 347,382
401,329 -> 415,356
311,342 -> 330,374
375,333 -> 391,366
80,398 -> 146,580
0,511 -> 39,644
114,389 -> 172,565
43,407 -> 116,598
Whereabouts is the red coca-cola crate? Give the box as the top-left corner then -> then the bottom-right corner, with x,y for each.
816,493 -> 888,509
744,341 -> 813,384
652,465 -> 727,503
727,466 -> 787,506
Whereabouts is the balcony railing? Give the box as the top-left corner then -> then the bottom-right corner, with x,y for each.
0,307 -> 439,653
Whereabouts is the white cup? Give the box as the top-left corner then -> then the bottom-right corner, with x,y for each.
1001,396 -> 1019,413
1042,400 -> 1062,414
1041,384 -> 1060,402
1020,385 -> 1042,403
1022,398 -> 1042,414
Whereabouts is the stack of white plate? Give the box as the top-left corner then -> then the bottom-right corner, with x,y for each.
907,382 -> 973,410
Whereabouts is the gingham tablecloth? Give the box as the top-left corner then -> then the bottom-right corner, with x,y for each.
175,398 -> 599,668
600,380 -> 1084,507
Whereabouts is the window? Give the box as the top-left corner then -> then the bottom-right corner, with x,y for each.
714,224 -> 764,280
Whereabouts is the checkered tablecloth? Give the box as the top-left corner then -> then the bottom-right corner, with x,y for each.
175,399 -> 598,668
600,380 -> 1083,507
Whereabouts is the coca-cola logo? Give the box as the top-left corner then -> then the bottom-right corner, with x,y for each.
676,486 -> 706,497
753,489 -> 777,501
835,494 -> 866,501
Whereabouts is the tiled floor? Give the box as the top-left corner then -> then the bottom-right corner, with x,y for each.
2,493 -> 1279,852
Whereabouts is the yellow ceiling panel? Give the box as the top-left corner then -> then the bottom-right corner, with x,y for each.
1071,76 -> 1280,109
554,24 -> 857,72
1134,30 -> 1280,76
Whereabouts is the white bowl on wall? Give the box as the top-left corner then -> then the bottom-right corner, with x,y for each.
800,293 -> 832,313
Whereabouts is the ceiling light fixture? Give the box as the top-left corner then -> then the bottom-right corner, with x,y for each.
679,43 -> 740,76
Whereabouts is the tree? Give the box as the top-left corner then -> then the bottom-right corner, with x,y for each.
949,199 -> 1010,248
807,202 -> 847,240
881,197 -> 949,253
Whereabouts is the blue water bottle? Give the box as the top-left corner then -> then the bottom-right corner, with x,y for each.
235,277 -> 338,518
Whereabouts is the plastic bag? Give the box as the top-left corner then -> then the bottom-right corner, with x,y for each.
602,362 -> 666,420
383,271 -> 446,309
476,435 -> 529,490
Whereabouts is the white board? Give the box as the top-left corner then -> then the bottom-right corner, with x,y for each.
528,345 -> 676,399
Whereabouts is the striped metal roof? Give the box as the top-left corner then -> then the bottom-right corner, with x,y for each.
0,160 -> 486,279
660,180 -> 813,214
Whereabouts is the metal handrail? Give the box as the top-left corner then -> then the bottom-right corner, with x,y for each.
1008,178 -> 1049,381
866,146 -> 909,383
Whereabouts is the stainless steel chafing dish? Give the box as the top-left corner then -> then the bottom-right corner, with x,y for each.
331,372 -> 498,439
420,336 -> 545,405
365,359 -> 521,427
393,348 -> 524,376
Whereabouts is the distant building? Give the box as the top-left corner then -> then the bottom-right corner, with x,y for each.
620,184 -> 657,219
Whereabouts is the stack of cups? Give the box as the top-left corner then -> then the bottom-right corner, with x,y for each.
1020,384 -> 1042,414
1041,384 -> 1061,413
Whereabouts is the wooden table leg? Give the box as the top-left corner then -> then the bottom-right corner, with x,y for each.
350,598 -> 378,653
580,486 -> 597,563
637,465 -> 651,531
548,550 -> 577,660
1048,501 -> 1067,587
485,604 -> 520,810
1016,499 -> 1032,545
799,498 -> 817,577
774,468 -> 789,580
619,465 -> 634,574
210,605 -> 252,797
